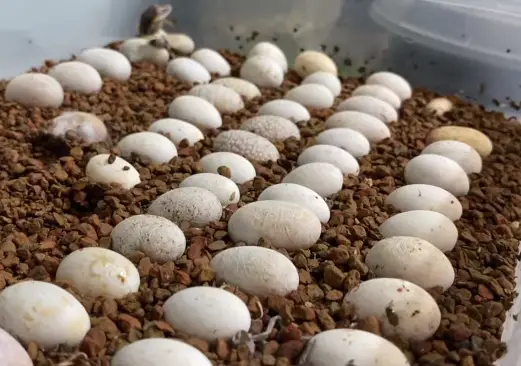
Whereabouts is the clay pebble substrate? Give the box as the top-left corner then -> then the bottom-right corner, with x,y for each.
0,46 -> 518,366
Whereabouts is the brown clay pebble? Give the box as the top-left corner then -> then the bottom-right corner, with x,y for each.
0,44 -> 518,366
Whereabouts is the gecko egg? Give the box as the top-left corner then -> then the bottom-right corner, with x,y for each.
148,118 -> 204,146
426,126 -> 493,157
179,173 -> 240,206
352,84 -> 402,109
163,32 -> 196,54
366,71 -> 412,101
213,130 -> 280,162
0,327 -> 33,366
212,77 -> 261,100
168,95 -> 222,130
188,84 -> 244,114
337,95 -> 398,123
324,111 -> 391,143
297,145 -> 359,175
199,152 -> 256,184
49,111 -> 108,144
117,131 -> 178,164
425,97 -> 453,116
191,48 -> 231,76
282,162 -> 344,197
295,50 -> 337,77
247,42 -> 288,72
48,61 -> 103,94
166,57 -> 211,84
240,115 -> 300,141
119,38 -> 170,65
257,99 -> 310,124
77,48 -> 131,81
316,128 -> 370,158
422,140 -> 482,174
5,73 -> 63,108
240,55 -> 284,87
85,154 -> 141,189
285,84 -> 334,109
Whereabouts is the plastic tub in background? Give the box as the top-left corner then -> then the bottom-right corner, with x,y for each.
370,0 -> 521,118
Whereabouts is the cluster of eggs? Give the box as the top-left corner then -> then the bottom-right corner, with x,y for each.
1,27 -> 494,366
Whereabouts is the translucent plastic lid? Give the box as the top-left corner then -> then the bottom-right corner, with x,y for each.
370,0 -> 521,70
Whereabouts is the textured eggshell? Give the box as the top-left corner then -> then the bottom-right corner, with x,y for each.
191,48 -> 231,76
325,111 -> 391,143
199,152 -> 256,184
365,236 -> 455,291
343,278 -> 441,341
282,162 -> 344,197
117,131 -> 177,164
379,210 -> 458,252
163,32 -> 196,54
240,55 -> 284,87
50,111 -> 108,144
422,140 -> 482,174
295,51 -> 338,77
300,329 -> 410,366
112,338 -> 212,366
385,184 -> 462,222
48,61 -> 102,94
212,77 -> 261,100
85,154 -> 141,189
298,145 -> 360,175
247,42 -> 288,72
56,247 -> 140,299
163,287 -> 251,340
0,281 -> 90,348
111,214 -> 186,263
180,173 -> 240,206
426,126 -> 493,157
285,84 -> 334,109
352,84 -> 401,109
147,187 -> 223,227
425,97 -> 453,116
366,71 -> 413,101
301,71 -> 341,97
405,154 -> 470,196
188,84 -> 244,113
316,128 -> 370,158
213,130 -> 280,162
240,115 -> 300,141
258,183 -> 330,223
210,246 -> 299,296
167,57 -> 211,83
0,327 -> 33,366
77,48 -> 131,81
148,118 -> 204,146
5,73 -> 64,108
257,99 -> 310,123
228,200 -> 322,250
119,38 -> 170,65
337,95 -> 398,123
168,95 -> 222,130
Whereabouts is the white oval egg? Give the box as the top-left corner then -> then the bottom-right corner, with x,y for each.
166,57 -> 211,84
426,126 -> 493,157
111,214 -> 186,263
200,152 -> 256,184
366,236 -> 455,291
147,187 -> 223,227
285,84 -> 334,109
352,84 -> 401,109
282,162 -> 344,197
343,278 -> 441,341
50,111 -> 108,144
117,131 -> 177,164
149,118 -> 204,146
316,128 -> 370,158
405,154 -> 470,196
119,38 -> 170,65
228,200 -> 322,250
188,84 -> 244,114
163,287 -> 251,341
325,111 -> 391,143
247,42 -> 288,72
56,247 -> 140,299
163,32 -> 196,54
258,183 -> 330,223
0,327 -> 33,366
168,95 -> 222,130
5,73 -> 64,108
210,246 -> 299,296
112,338 -> 212,366
240,55 -> 284,87
48,61 -> 102,94
385,184 -> 462,222
298,145 -> 359,175
191,48 -> 231,76
240,115 -> 300,141
212,77 -> 261,100
300,329 -> 410,366
422,140 -> 482,174
77,48 -> 131,81
295,50 -> 338,77
301,71 -> 341,97
366,71 -> 413,101
379,210 -> 458,252
85,154 -> 141,189
337,95 -> 398,123
0,281 -> 90,348
425,97 -> 453,116
213,130 -> 280,162
180,173 -> 240,206
257,99 -> 310,124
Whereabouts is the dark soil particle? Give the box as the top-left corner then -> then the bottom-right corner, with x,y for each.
0,46 -> 520,366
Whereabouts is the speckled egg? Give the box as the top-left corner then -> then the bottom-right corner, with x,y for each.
213,130 -> 280,162
240,115 -> 300,141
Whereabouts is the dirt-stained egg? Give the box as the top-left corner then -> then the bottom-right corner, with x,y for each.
85,154 -> 141,189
